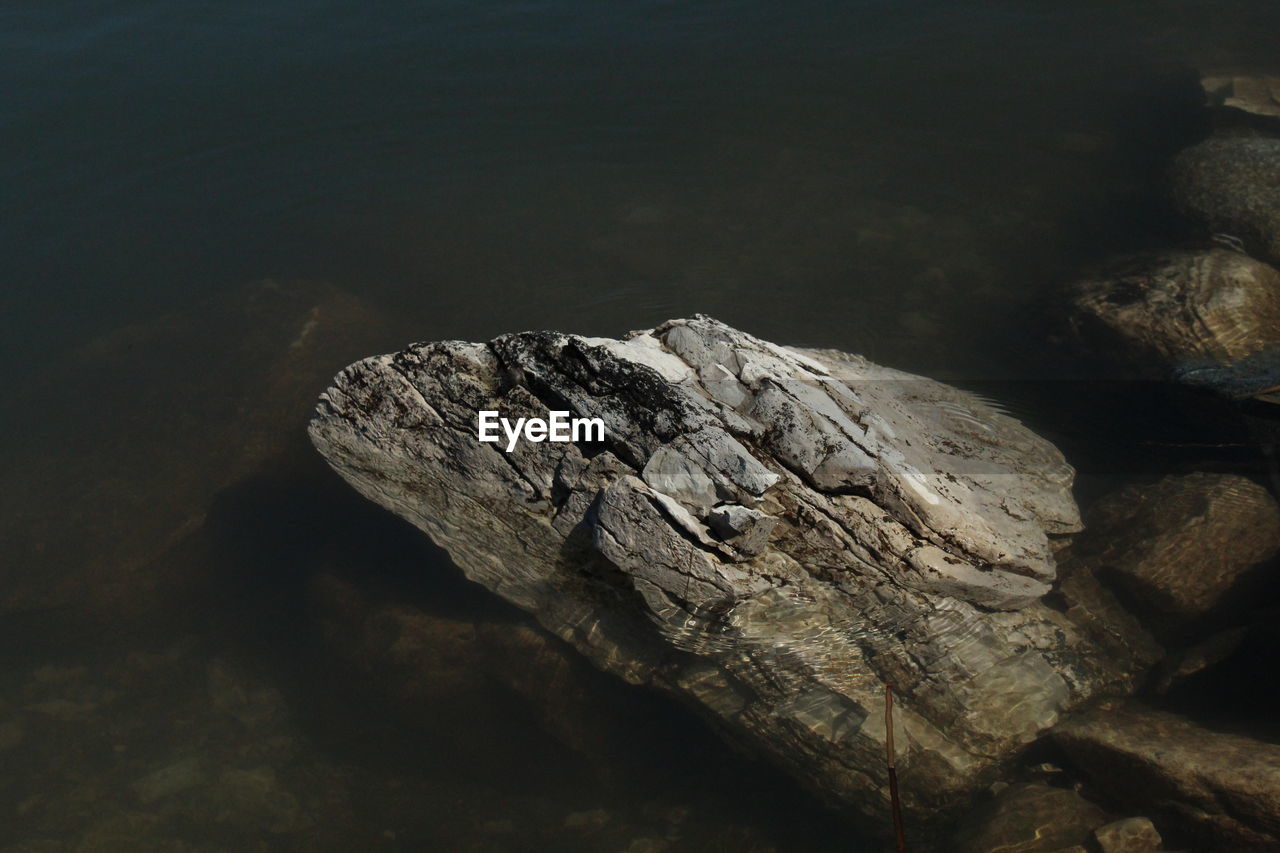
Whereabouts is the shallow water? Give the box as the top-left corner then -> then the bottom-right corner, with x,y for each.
4,1 -> 1280,850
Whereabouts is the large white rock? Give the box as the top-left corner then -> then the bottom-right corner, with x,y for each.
309,316 -> 1155,841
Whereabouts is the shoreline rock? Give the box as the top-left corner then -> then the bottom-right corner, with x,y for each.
308,316 -> 1158,837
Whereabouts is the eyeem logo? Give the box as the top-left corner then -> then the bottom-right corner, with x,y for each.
477,410 -> 606,452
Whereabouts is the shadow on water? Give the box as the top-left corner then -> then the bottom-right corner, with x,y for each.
190,437 -> 872,850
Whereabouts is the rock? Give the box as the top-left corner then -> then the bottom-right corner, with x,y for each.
132,758 -> 208,804
1170,138 -> 1280,266
1153,626 -> 1247,693
1069,249 -> 1280,396
706,505 -> 777,556
1050,554 -> 1164,676
308,316 -> 1160,837
1093,816 -> 1162,852
0,280 -> 395,632
954,782 -> 1110,853
1053,704 -> 1280,850
1072,472 -> 1280,634
1202,74 -> 1280,122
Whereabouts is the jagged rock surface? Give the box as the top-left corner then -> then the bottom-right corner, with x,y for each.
1054,705 -> 1280,851
309,316 -> 1156,835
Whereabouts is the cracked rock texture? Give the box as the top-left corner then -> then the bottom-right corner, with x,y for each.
308,316 -> 1155,837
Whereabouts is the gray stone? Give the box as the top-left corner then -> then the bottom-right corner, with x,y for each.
309,316 -> 1155,838
1170,138 -> 1280,266
641,446 -> 718,511
707,505 -> 777,556
1093,816 -> 1162,852
1053,704 -> 1280,850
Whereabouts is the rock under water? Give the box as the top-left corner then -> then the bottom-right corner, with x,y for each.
308,316 -> 1156,838
1069,249 -> 1280,397
1170,137 -> 1280,267
1054,704 -> 1280,850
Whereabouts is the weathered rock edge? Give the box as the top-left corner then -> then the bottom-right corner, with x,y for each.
308,316 -> 1153,835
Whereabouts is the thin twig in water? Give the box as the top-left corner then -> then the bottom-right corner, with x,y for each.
885,682 -> 906,853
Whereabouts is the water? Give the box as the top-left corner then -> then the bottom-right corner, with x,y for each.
3,1 -> 1280,849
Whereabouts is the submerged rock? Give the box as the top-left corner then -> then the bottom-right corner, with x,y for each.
0,280 -> 396,631
308,571 -> 624,762
1053,705 -> 1280,851
1069,249 -> 1280,397
1201,74 -> 1280,123
953,782 -> 1110,853
308,316 -> 1159,836
1072,472 -> 1280,635
1093,816 -> 1163,853
1170,138 -> 1280,267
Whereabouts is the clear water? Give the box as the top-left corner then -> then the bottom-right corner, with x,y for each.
3,1 -> 1280,849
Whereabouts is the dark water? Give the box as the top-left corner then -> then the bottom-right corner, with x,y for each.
4,1 -> 1280,850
